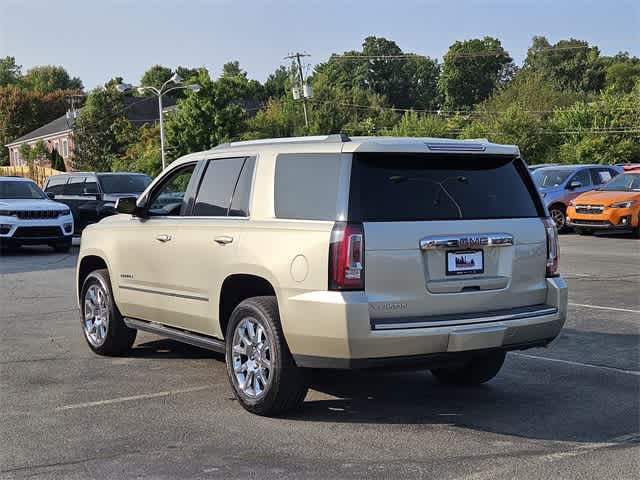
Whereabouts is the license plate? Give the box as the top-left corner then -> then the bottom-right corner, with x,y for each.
446,250 -> 484,275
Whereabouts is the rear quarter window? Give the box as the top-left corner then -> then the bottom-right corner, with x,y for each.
274,153 -> 343,220
349,153 -> 543,222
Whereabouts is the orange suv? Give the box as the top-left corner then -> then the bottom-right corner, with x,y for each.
566,171 -> 640,236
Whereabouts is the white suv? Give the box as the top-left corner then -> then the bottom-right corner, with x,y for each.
76,135 -> 567,416
0,176 -> 74,252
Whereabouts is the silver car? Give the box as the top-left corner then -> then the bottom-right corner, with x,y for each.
531,165 -> 622,231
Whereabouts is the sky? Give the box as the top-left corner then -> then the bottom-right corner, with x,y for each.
1,0 -> 639,89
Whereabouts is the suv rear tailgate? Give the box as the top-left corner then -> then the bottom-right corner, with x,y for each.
348,152 -> 549,324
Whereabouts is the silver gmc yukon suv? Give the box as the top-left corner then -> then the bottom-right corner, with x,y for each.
76,135 -> 568,416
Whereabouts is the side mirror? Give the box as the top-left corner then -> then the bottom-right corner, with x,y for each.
46,192 -> 56,200
568,181 -> 582,190
115,196 -> 141,215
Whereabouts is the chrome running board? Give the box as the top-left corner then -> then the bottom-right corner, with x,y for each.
124,317 -> 225,353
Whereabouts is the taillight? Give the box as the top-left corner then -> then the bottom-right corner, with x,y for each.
543,217 -> 559,277
329,222 -> 365,290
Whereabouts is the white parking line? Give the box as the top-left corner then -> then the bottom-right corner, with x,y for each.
56,385 -> 212,411
512,353 -> 640,376
569,302 -> 640,314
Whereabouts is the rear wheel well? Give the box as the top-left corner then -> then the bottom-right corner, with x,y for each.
219,274 -> 276,338
78,256 -> 108,302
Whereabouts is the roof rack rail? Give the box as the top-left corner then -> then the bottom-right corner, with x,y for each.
211,133 -> 351,150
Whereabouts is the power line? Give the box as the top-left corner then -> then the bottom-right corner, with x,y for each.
306,98 -> 638,116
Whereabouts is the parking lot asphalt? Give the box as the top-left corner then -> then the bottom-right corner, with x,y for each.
1,233 -> 638,480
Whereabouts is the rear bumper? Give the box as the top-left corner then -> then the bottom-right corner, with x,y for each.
284,277 -> 568,369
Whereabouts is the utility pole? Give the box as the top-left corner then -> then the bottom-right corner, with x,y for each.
285,52 -> 312,129
65,94 -> 84,128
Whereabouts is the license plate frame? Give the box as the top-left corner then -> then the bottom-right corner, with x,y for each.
446,249 -> 484,276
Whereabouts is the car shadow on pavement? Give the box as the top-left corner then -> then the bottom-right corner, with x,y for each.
284,358 -> 640,444
129,338 -> 222,361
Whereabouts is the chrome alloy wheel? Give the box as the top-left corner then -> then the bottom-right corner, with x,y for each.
232,317 -> 272,398
550,208 -> 565,230
83,284 -> 109,347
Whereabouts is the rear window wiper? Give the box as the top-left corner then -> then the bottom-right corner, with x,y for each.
389,175 -> 468,218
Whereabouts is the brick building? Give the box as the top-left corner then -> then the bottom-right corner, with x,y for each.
5,96 -> 176,171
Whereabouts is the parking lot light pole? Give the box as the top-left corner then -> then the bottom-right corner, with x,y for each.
116,74 -> 201,171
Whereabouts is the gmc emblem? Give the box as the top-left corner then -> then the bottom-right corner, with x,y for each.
458,237 -> 488,248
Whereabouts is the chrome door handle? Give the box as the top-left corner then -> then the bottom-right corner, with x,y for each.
214,236 -> 234,245
156,234 -> 172,243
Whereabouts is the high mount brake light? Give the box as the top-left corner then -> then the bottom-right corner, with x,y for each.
329,222 -> 365,291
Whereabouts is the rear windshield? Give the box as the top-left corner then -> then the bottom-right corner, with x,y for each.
349,153 -> 543,222
98,174 -> 152,194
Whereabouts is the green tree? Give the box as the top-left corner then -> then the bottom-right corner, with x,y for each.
0,86 -> 73,165
243,97 -> 300,139
524,36 -> 605,93
50,148 -> 66,171
262,66 -> 291,99
551,84 -> 640,164
165,67 -> 260,157
384,111 -> 451,137
140,65 -> 174,89
605,57 -> 640,93
439,36 -> 513,111
73,86 -> 136,171
222,61 -> 245,78
0,56 -> 21,87
314,36 -> 440,109
112,124 -> 162,176
20,65 -> 83,94
461,72 -> 581,164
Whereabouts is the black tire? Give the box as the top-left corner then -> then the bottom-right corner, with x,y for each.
575,227 -> 593,236
52,239 -> 72,253
431,350 -> 506,385
80,269 -> 136,356
225,296 -> 308,416
549,205 -> 567,232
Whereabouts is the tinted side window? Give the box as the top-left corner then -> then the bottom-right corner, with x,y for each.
571,169 -> 592,187
349,153 -> 541,222
192,158 -> 246,216
147,165 -> 195,216
591,168 -> 613,185
274,153 -> 343,220
83,176 -> 99,194
229,157 -> 255,217
44,176 -> 68,195
66,176 -> 86,195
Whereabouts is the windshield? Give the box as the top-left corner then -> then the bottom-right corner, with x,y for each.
599,173 -> 640,192
0,180 -> 46,199
98,174 -> 152,194
531,169 -> 572,188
